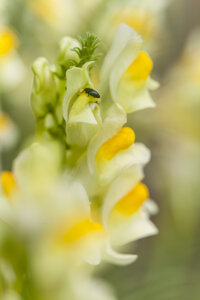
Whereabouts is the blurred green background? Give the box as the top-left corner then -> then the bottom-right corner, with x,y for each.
1,0 -> 200,299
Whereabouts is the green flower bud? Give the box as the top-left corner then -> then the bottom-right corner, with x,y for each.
57,36 -> 80,70
31,57 -> 58,118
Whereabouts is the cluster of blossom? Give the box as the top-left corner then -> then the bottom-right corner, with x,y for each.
0,25 -> 158,299
0,0 -> 169,160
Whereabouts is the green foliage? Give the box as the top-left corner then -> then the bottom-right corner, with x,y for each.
72,33 -> 100,67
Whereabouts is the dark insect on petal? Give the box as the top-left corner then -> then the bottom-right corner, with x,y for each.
84,88 -> 100,98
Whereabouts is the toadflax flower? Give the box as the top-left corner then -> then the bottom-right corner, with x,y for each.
96,0 -> 169,51
0,111 -> 18,152
0,24 -> 158,299
0,26 -> 25,90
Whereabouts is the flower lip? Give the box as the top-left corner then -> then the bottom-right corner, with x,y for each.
96,127 -> 135,163
114,183 -> 149,216
56,218 -> 106,245
0,171 -> 17,200
0,28 -> 17,57
125,51 -> 153,82
0,113 -> 10,131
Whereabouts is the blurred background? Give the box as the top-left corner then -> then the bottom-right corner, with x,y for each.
0,0 -> 200,299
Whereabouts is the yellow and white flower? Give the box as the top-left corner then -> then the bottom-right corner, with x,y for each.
0,144 -> 114,299
63,63 -> 102,147
29,0 -> 75,33
96,0 -> 169,51
76,127 -> 156,264
0,111 -> 18,150
86,125 -> 150,186
100,24 -> 159,114
102,164 -> 158,264
0,27 -> 25,90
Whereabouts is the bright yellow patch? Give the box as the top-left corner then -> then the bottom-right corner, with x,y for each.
0,29 -> 17,57
114,183 -> 149,216
58,218 -> 105,244
30,0 -> 64,24
113,10 -> 156,39
126,51 -> 153,82
1,171 -> 17,199
96,127 -> 135,163
0,114 -> 9,131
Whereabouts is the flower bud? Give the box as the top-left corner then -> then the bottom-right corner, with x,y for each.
31,57 -> 58,118
57,36 -> 80,69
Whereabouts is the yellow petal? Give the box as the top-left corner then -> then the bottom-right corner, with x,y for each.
0,113 -> 10,131
58,218 -> 105,244
125,51 -> 153,82
113,10 -> 156,39
96,127 -> 135,163
114,183 -> 149,216
0,29 -> 17,57
30,0 -> 67,24
0,171 -> 17,200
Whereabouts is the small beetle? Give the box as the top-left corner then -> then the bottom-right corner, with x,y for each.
84,88 -> 100,99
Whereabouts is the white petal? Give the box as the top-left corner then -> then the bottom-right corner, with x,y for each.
0,115 -> 18,150
87,103 -> 126,174
109,210 -> 158,247
118,83 -> 156,113
147,77 -> 160,90
69,103 -> 97,124
143,199 -> 159,215
62,63 -> 93,121
97,143 -> 151,186
0,196 -> 12,224
0,54 -> 26,90
102,164 -> 144,227
104,243 -> 138,266
71,274 -> 117,300
101,24 -> 142,101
